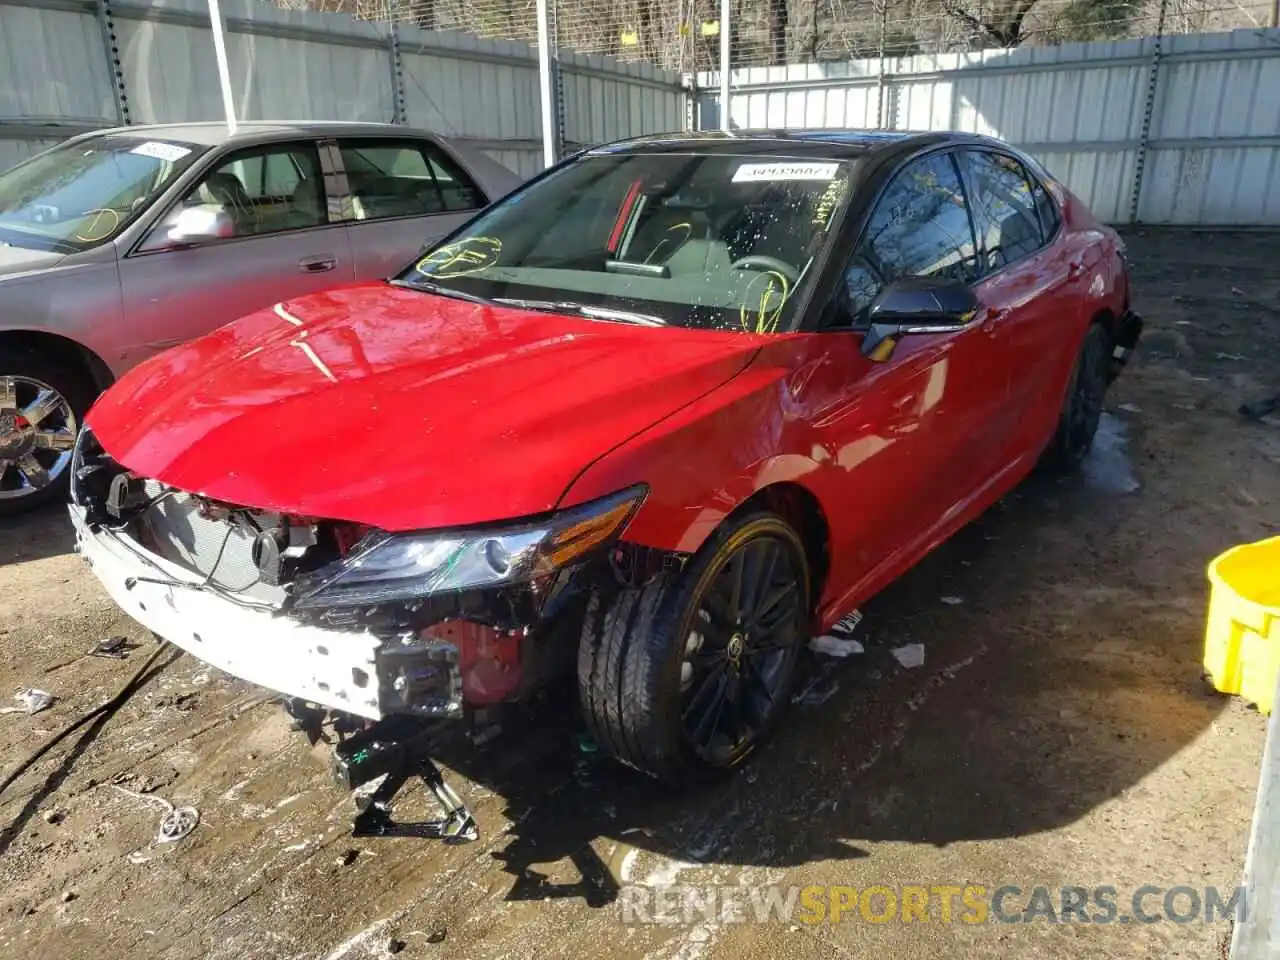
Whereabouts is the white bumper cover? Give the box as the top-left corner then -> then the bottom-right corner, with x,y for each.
70,505 -> 384,719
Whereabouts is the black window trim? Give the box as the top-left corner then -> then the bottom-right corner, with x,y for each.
125,137 -> 341,259
822,145 -> 982,333
333,136 -> 485,226
956,146 -> 1060,283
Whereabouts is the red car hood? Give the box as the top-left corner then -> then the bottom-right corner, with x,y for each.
87,284 -> 759,531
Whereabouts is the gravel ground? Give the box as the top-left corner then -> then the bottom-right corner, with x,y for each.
1,228 -> 1278,960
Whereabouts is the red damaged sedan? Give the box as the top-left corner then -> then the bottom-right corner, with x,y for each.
69,130 -> 1141,789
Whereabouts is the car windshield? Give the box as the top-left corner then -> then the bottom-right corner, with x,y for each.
396,151 -> 858,334
0,134 -> 207,253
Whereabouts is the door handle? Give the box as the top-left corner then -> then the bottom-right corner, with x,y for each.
1067,261 -> 1084,280
300,256 -> 337,273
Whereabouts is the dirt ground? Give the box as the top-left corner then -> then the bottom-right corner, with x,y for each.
2,228 -> 1279,960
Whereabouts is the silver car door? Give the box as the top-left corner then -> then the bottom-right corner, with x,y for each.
118,139 -> 356,357
337,138 -> 489,281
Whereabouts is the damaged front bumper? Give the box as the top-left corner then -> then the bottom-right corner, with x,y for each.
70,504 -> 461,720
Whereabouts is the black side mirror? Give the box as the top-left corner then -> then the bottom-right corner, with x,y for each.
860,277 -> 979,360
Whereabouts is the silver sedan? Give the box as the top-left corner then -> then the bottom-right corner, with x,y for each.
0,121 -> 522,514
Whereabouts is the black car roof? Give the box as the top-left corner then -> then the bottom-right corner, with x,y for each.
587,129 -> 990,160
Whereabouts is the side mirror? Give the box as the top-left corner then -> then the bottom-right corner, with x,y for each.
162,205 -> 234,249
860,277 -> 979,361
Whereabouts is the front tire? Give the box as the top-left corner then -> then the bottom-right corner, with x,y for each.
0,349 -> 92,516
578,512 -> 811,783
1040,322 -> 1113,473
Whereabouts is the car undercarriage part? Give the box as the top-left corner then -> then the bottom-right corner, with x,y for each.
331,714 -> 478,841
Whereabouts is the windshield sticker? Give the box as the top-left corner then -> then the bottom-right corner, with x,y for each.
732,162 -> 839,183
129,141 -> 192,163
416,236 -> 502,278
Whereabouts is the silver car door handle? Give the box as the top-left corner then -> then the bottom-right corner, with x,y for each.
300,256 -> 337,273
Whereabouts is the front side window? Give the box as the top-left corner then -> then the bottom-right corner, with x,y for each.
0,135 -> 206,253
144,143 -> 325,248
397,152 -> 857,334
960,150 -> 1045,272
837,151 -> 978,323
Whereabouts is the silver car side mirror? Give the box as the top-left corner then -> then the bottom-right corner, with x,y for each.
164,205 -> 234,248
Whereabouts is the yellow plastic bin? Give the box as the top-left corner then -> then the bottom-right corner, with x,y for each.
1204,536 -> 1280,715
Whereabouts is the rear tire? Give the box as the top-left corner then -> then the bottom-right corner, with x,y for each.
0,348 -> 93,516
578,512 -> 811,783
1040,322 -> 1112,474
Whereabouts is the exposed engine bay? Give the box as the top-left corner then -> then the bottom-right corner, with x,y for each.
68,426 -> 675,728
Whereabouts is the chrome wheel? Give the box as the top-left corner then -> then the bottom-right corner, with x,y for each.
0,375 -> 78,501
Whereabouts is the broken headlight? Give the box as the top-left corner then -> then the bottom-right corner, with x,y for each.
291,485 -> 647,609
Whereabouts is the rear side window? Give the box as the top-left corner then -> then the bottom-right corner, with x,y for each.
959,150 -> 1045,272
340,141 -> 446,220
1032,176 -> 1061,238
423,146 -> 484,211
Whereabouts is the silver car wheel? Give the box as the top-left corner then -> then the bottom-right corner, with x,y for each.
0,375 -> 78,501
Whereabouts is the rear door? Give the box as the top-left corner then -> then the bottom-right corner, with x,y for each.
119,139 -> 356,355
337,137 -> 489,281
957,149 -> 1085,462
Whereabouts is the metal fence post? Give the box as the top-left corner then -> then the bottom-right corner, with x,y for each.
719,0 -> 731,130
95,0 -> 130,125
1129,0 -> 1169,224
206,0 -> 238,134
875,0 -> 887,128
535,0 -> 559,167
550,0 -> 565,156
388,23 -> 406,124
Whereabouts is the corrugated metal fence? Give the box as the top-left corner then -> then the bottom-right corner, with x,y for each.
697,28 -> 1280,226
0,0 -> 687,177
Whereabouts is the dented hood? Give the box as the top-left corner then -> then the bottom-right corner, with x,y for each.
87,283 -> 759,532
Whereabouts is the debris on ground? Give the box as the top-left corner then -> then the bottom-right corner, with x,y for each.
575,733 -> 598,754
1239,394 -> 1279,422
468,723 -> 502,747
42,808 -> 64,825
940,596 -> 964,606
426,928 -> 447,944
892,644 -> 926,669
108,784 -> 200,844
792,660 -> 843,707
829,609 -> 864,635
0,689 -> 55,715
89,636 -> 130,659
1216,352 -> 1249,361
808,634 -> 865,657
1118,402 -> 1142,413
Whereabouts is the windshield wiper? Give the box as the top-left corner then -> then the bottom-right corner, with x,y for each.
389,278 -> 495,306
493,297 -> 666,327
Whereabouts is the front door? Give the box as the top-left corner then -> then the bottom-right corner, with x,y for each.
812,149 -> 1013,605
336,138 -> 488,281
119,140 -> 356,359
